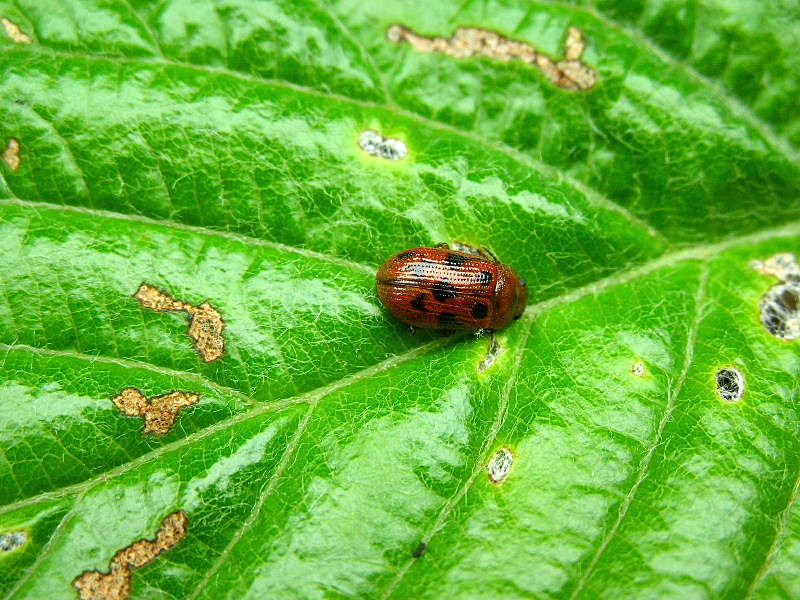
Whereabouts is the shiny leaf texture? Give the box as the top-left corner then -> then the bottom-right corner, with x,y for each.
0,1 -> 799,599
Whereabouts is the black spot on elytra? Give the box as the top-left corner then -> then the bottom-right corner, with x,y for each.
432,281 -> 457,301
396,251 -> 416,260
438,312 -> 458,326
477,271 -> 493,286
411,293 -> 427,312
472,302 -> 489,320
445,252 -> 470,267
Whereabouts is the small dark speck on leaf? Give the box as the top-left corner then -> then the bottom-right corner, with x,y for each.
413,542 -> 426,558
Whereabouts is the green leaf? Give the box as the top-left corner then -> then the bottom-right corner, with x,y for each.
0,1 -> 798,599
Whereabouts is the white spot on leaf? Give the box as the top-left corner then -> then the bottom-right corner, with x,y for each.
1,17 -> 31,44
487,447 -> 514,483
0,531 -> 26,554
358,130 -> 408,161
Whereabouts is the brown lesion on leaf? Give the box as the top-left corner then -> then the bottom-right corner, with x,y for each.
134,283 -> 226,362
73,510 -> 189,600
2,138 -> 21,171
112,388 -> 199,435
0,530 -> 27,554
387,24 -> 596,91
1,17 -> 32,44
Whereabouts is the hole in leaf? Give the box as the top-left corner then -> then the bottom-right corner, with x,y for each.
716,367 -> 745,402
487,447 -> 514,483
0,530 -> 27,555
751,253 -> 800,341
358,130 -> 407,160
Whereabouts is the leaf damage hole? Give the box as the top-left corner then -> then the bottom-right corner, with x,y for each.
478,333 -> 503,373
0,530 -> 27,554
73,510 -> 188,600
387,24 -> 596,91
750,253 -> 800,341
358,130 -> 408,160
112,388 -> 199,435
1,17 -> 31,44
134,283 -> 226,362
2,138 -> 21,171
487,447 -> 514,484
716,367 -> 745,402
631,360 -> 647,377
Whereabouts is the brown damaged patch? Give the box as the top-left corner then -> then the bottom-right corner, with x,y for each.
1,17 -> 32,44
134,283 -> 226,362
2,138 -> 21,171
73,511 -> 188,600
387,24 -> 596,91
112,388 -> 199,435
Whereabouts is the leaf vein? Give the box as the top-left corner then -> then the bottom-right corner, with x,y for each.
568,260 -> 710,599
535,0 -> 799,163
380,318 -> 536,600
1,44 -> 666,245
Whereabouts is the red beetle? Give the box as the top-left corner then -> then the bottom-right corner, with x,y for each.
376,243 -> 528,331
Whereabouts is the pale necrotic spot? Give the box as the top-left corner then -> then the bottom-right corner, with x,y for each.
112,388 -> 200,435
716,367 -> 745,402
73,511 -> 188,600
0,531 -> 26,554
487,447 -> 514,483
751,253 -> 800,341
2,138 -> 21,171
387,24 -> 596,91
631,360 -> 647,377
134,283 -> 226,362
1,17 -> 31,43
358,129 -> 408,160
478,334 -> 503,373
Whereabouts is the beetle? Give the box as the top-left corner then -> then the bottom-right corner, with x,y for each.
376,243 -> 528,331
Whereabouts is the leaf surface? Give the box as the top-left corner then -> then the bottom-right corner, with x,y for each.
0,1 -> 799,599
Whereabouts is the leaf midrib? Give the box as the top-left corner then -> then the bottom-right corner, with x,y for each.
2,214 -> 798,519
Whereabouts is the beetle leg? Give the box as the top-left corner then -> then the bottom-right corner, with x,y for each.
409,324 -> 417,335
